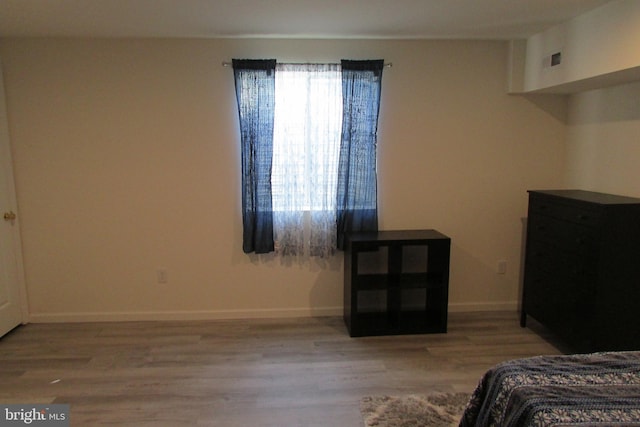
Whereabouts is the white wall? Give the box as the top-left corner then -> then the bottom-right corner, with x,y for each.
523,0 -> 640,93
516,0 -> 640,209
565,81 -> 640,197
0,38 -> 566,322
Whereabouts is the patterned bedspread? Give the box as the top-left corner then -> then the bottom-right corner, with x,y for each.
459,351 -> 640,426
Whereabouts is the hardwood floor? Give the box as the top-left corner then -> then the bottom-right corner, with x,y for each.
0,312 -> 564,426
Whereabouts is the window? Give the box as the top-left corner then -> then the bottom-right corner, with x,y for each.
232,59 -> 384,257
271,64 -> 342,257
272,64 -> 342,213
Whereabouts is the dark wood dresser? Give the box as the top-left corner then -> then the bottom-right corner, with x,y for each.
521,189 -> 640,352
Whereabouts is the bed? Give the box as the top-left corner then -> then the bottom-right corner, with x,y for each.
459,351 -> 640,426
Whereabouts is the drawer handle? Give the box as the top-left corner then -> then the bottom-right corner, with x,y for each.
576,237 -> 586,245
578,214 -> 589,221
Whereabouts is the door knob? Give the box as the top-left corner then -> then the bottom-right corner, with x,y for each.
3,211 -> 16,221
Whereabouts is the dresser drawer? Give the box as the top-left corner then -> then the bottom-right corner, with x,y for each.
525,271 -> 596,311
528,214 -> 598,254
524,269 -> 596,348
529,195 -> 601,226
525,240 -> 596,280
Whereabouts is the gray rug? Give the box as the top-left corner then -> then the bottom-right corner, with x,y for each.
360,392 -> 470,427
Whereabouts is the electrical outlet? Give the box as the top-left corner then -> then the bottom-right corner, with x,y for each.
157,269 -> 168,283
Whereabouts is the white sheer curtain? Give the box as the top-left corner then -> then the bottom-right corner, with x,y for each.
272,63 -> 342,257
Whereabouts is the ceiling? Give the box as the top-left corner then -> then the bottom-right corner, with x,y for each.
0,0 -> 613,40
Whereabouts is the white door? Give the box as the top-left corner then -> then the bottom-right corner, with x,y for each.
0,58 -> 26,337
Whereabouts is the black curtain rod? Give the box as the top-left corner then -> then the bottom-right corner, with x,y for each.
221,61 -> 392,68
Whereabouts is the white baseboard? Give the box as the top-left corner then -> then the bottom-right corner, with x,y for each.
27,302 -> 518,323
27,306 -> 344,323
448,301 -> 519,313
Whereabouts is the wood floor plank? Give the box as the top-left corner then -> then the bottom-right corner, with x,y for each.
0,311 -> 563,426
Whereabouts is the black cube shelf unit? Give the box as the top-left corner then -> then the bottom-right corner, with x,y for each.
343,229 -> 451,337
